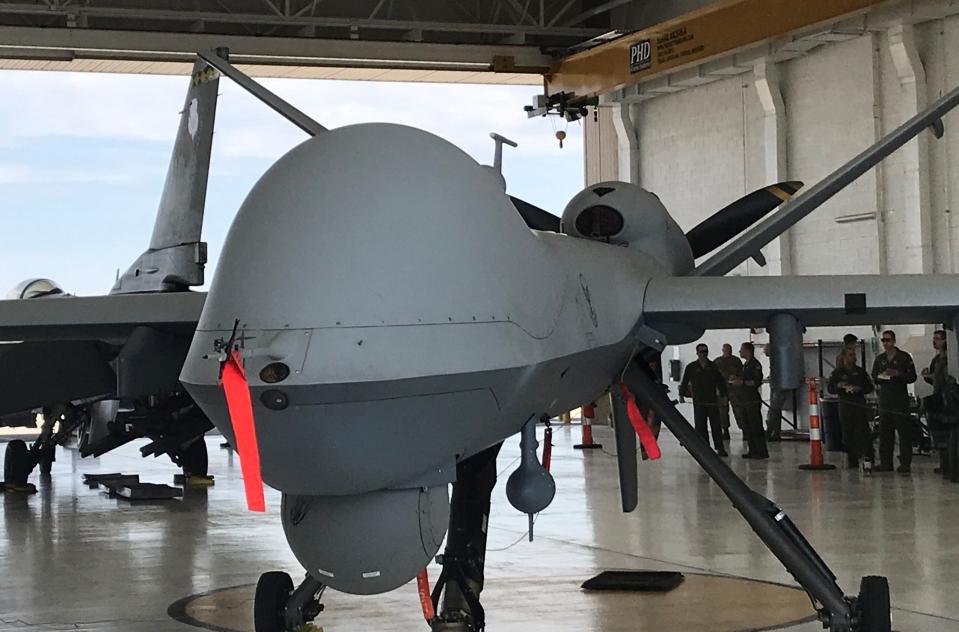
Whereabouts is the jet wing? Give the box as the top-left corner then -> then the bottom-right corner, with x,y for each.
0,340 -> 117,416
0,292 -> 206,416
642,275 -> 959,332
0,292 -> 206,342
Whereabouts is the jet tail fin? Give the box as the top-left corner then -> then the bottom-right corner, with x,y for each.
112,50 -> 224,294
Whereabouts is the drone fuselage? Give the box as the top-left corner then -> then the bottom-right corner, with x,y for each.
180,123 -> 682,594
180,123 -> 673,496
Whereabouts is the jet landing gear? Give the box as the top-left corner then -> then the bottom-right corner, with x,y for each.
625,365 -> 891,632
253,571 -> 325,632
430,442 -> 504,632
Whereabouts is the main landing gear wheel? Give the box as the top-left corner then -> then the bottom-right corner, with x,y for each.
254,571 -> 293,632
857,576 -> 891,632
3,440 -> 33,485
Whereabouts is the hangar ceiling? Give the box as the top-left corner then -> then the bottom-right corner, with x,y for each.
0,0 -> 675,82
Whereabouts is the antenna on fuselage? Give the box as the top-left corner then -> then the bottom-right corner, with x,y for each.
489,133 -> 518,174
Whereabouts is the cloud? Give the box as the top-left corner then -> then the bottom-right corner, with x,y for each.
0,162 -> 137,185
0,70 -> 584,297
217,78 -> 582,162
0,71 -> 184,143
0,69 -> 582,167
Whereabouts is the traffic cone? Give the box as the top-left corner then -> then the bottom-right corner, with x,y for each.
574,404 -> 603,450
799,377 -> 835,471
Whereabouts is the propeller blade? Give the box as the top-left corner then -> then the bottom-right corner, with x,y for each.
685,181 -> 802,258
509,196 -> 562,233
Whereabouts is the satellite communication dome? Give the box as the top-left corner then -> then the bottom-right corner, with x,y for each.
561,181 -> 694,275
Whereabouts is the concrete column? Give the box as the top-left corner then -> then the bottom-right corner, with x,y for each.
611,102 -> 640,184
948,313 -> 959,382
753,58 -> 792,276
888,22 -> 934,274
585,103 -> 622,186
871,35 -> 889,275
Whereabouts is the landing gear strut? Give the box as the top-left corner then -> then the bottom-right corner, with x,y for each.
253,571 -> 325,632
625,363 -> 891,631
181,438 -> 209,478
430,443 -> 504,631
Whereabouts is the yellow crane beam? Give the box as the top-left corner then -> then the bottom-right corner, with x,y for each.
547,0 -> 885,100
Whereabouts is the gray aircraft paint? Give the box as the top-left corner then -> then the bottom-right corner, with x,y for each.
111,56 -> 221,294
0,54 -> 219,422
180,123 -> 666,593
281,486 -> 449,595
4,50 -> 959,613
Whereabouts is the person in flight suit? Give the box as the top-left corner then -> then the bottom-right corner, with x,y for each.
835,333 -> 859,366
731,342 -> 768,459
871,330 -> 918,473
923,330 -> 949,394
714,343 -> 744,439
827,346 -> 875,469
922,330 -> 951,477
680,343 -> 728,456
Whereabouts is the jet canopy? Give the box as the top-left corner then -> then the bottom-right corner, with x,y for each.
7,278 -> 64,300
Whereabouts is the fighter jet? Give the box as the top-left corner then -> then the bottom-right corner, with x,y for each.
4,50 -> 959,632
0,51 -> 225,484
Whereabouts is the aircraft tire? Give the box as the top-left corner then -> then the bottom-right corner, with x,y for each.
183,438 -> 209,478
254,571 -> 293,632
857,575 -> 891,632
3,440 -> 32,485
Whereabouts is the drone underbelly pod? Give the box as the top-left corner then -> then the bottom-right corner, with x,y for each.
281,486 -> 449,595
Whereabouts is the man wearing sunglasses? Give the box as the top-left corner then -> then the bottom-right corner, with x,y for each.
680,343 -> 728,456
870,330 -> 918,473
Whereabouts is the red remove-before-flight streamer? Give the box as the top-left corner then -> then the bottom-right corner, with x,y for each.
221,349 -> 266,512
619,382 -> 662,460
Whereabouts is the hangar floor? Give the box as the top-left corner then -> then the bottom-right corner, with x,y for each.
1,421 -> 958,631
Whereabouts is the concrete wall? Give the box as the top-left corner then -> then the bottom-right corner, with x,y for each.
585,9 -> 959,407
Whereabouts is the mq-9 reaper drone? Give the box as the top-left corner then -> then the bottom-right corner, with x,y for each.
178,51 -> 959,632
5,49 -> 959,632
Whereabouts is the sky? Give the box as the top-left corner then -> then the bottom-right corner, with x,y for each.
0,70 -> 584,296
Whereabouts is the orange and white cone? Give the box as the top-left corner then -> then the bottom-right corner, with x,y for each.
799,377 -> 835,471
574,403 -> 603,450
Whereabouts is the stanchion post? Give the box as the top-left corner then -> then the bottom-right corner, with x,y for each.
574,403 -> 602,450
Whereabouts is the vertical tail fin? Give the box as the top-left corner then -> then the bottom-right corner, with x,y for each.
112,50 -> 224,294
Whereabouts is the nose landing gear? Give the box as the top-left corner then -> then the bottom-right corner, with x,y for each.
254,571 -> 325,632
854,576 -> 891,632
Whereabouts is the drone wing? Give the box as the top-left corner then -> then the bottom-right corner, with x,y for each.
642,274 -> 959,336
